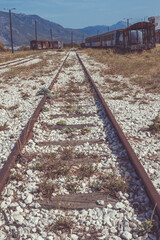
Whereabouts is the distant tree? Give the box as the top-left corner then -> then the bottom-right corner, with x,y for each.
0,43 -> 8,52
19,45 -> 30,51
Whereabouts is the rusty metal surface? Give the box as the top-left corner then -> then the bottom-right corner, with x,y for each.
85,21 -> 155,51
0,53 -> 69,194
30,40 -> 53,50
76,52 -> 160,219
30,40 -> 63,50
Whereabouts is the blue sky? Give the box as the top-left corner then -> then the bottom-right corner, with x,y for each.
1,0 -> 160,28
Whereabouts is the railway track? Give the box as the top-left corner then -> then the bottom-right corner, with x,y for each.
0,51 -> 160,239
0,56 -> 35,68
0,51 -> 55,70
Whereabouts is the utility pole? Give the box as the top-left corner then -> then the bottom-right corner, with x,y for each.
4,8 -> 16,53
50,29 -> 53,48
107,26 -> 109,32
71,31 -> 73,48
97,30 -> 99,36
50,29 -> 53,41
35,20 -> 37,41
82,33 -> 84,43
123,18 -> 132,27
9,10 -> 14,53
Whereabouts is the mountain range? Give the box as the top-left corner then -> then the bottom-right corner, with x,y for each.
0,11 -> 127,47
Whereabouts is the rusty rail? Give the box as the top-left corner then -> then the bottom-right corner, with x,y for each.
76,52 -> 160,219
0,57 -> 36,69
0,52 -> 69,194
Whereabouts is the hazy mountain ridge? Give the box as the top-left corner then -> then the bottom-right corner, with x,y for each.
0,11 -> 127,46
78,21 -> 127,36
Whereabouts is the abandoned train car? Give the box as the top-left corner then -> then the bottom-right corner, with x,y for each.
30,40 -> 63,50
84,22 -> 155,51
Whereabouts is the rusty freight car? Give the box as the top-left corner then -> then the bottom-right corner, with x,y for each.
85,22 -> 155,51
53,41 -> 63,49
30,40 -> 63,50
30,40 -> 53,50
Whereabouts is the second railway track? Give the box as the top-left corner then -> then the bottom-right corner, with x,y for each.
0,51 -> 160,239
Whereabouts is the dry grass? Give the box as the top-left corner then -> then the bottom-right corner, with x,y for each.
0,50 -> 47,64
61,148 -> 73,160
77,164 -> 96,179
54,217 -> 73,232
38,181 -> 55,198
10,172 -> 23,181
21,92 -> 30,100
83,45 -> 160,93
149,115 -> 160,133
33,159 -> 70,179
0,122 -> 9,131
63,59 -> 75,68
2,59 -> 47,79
1,52 -> 60,80
66,181 -> 80,193
101,173 -> 128,195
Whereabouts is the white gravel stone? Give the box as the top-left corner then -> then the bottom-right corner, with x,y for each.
97,200 -> 104,205
103,215 -> 112,227
12,212 -> 24,225
0,230 -> 7,239
115,202 -> 125,209
71,234 -> 79,240
24,193 -> 33,204
0,51 -> 158,240
121,231 -> 132,240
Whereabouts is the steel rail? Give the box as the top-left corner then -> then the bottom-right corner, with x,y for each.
76,52 -> 160,219
0,51 -> 50,69
0,52 -> 70,194
0,58 -> 32,67
0,57 -> 41,69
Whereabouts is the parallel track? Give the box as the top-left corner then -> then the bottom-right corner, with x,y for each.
77,52 -> 160,219
0,52 -> 50,70
0,50 -> 159,239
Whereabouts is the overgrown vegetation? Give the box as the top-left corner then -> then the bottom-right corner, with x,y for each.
101,173 -> 128,194
41,106 -> 49,112
21,92 -> 30,100
138,219 -> 154,234
37,88 -> 54,99
91,180 -> 103,191
62,105 -> 82,114
61,148 -> 73,160
83,46 -> 160,93
18,45 -> 30,51
66,181 -> 79,193
34,160 -> 70,179
0,104 -> 19,111
0,50 -> 44,64
80,127 -> 91,135
38,181 -> 55,198
10,172 -> 23,181
0,43 -> 8,52
62,126 -> 76,134
56,120 -> 67,125
149,115 -> 160,133
77,164 -> 96,179
1,52 -> 59,79
54,217 -> 73,232
138,204 -> 157,234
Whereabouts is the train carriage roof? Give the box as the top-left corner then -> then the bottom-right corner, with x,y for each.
85,22 -> 155,41
125,22 -> 154,30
